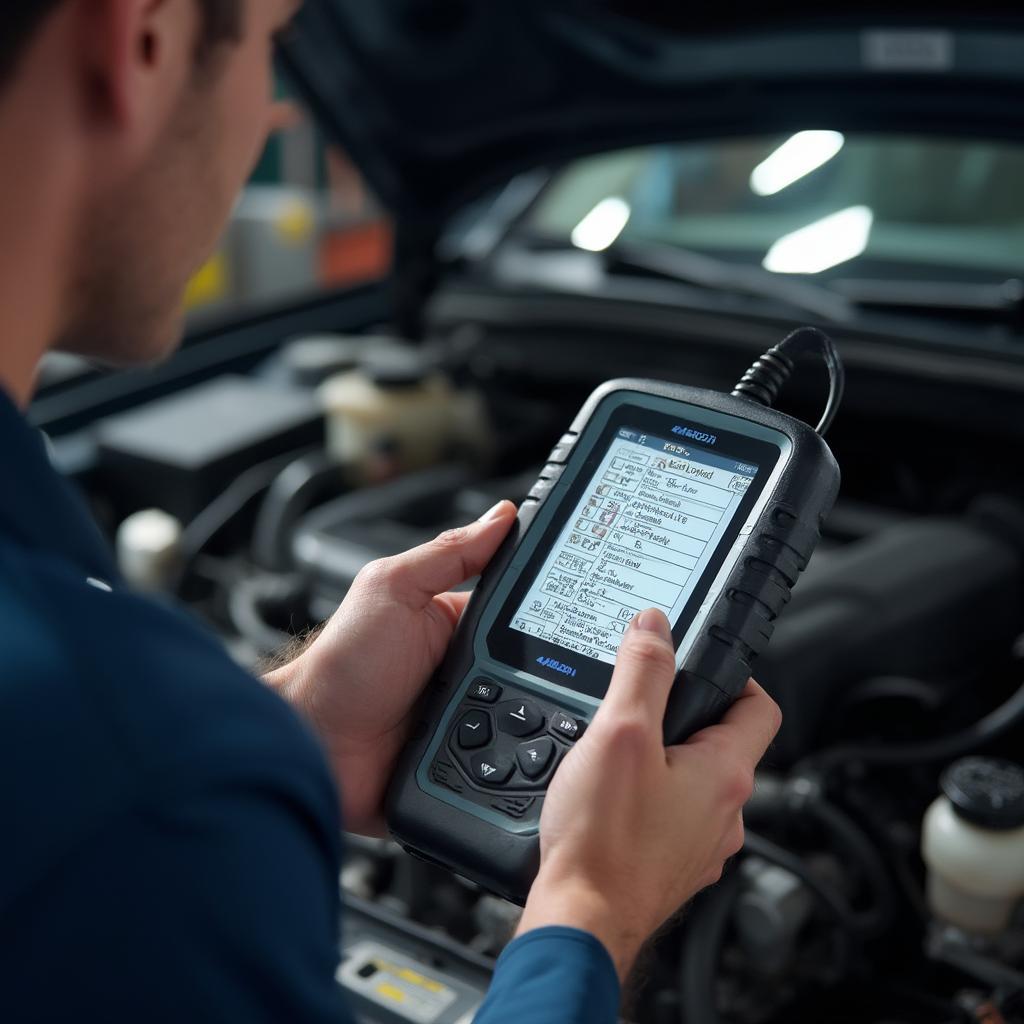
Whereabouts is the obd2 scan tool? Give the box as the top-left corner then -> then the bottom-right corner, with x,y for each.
387,327 -> 843,903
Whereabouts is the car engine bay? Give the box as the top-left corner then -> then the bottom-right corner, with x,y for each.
40,284 -> 1024,1023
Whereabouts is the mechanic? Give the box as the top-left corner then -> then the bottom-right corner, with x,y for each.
0,3 -> 781,1021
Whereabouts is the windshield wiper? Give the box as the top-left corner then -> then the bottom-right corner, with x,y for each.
831,277 -> 1024,325
605,240 -> 855,325
498,232 -> 854,324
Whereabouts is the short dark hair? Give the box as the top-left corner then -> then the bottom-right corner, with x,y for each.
0,1 -> 244,87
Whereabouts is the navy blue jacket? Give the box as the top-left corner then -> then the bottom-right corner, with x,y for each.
0,390 -> 618,1022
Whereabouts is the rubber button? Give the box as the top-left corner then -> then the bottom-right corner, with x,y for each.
457,709 -> 491,749
550,711 -> 586,741
467,678 -> 501,703
470,750 -> 514,785
546,437 -> 576,464
528,478 -> 555,501
516,737 -> 555,779
496,699 -> 544,737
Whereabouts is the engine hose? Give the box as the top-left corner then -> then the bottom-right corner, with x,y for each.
252,451 -> 343,571
801,798 -> 896,936
808,678 -> 1024,772
678,869 -> 741,1024
227,574 -> 309,655
743,832 -> 859,935
678,838 -> 856,1024
745,780 -> 896,935
930,940 -> 1024,995
173,452 -> 302,595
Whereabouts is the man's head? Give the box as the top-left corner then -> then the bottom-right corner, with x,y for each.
0,0 -> 299,374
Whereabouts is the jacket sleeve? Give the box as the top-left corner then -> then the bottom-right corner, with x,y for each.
473,927 -> 620,1024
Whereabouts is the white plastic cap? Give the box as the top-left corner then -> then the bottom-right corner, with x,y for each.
116,508 -> 183,590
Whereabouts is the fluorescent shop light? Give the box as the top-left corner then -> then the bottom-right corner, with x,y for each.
750,130 -> 845,197
571,197 -> 631,252
763,205 -> 874,275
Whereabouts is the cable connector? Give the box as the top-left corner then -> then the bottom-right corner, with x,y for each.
731,326 -> 845,437
732,346 -> 796,409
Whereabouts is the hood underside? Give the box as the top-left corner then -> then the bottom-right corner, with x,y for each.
280,3 -> 1024,232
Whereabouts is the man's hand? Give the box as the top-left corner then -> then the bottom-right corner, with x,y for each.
266,501 -> 518,836
517,608 -> 781,981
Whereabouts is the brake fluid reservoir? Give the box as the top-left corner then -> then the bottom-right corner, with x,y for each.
921,757 -> 1024,934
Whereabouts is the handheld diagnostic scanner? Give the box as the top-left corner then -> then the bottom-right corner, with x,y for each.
387,328 -> 843,903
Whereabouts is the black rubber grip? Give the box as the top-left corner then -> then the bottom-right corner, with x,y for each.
663,491 -> 838,747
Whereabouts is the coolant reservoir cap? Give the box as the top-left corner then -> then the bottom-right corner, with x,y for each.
360,344 -> 430,389
941,757 -> 1024,831
281,335 -> 365,387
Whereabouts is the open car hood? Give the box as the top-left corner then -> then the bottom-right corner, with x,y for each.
280,3 -> 1024,235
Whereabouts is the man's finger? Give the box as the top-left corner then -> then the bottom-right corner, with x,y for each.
690,679 -> 781,766
368,501 -> 517,610
596,609 -> 677,727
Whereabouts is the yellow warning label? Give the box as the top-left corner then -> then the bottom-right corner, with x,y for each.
375,981 -> 407,1004
390,965 -> 444,992
341,941 -> 460,1022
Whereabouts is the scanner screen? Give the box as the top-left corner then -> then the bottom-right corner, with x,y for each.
509,427 -> 759,665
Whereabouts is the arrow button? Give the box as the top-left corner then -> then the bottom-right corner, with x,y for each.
516,737 -> 555,780
496,699 -> 544,737
470,750 -> 514,786
457,710 -> 491,749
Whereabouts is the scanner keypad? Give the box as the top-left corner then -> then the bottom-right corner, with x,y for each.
436,678 -> 589,813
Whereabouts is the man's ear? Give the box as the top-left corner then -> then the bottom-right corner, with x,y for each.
75,0 -> 201,151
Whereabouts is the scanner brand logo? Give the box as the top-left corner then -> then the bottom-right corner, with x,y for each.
536,656 -> 577,678
672,425 -> 717,445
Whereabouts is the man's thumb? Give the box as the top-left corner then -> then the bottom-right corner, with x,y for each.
367,500 -> 517,609
595,609 -> 676,726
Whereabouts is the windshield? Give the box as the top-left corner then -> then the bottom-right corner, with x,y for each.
526,134 -> 1024,283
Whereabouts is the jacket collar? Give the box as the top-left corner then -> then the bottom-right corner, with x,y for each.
0,388 -> 119,584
